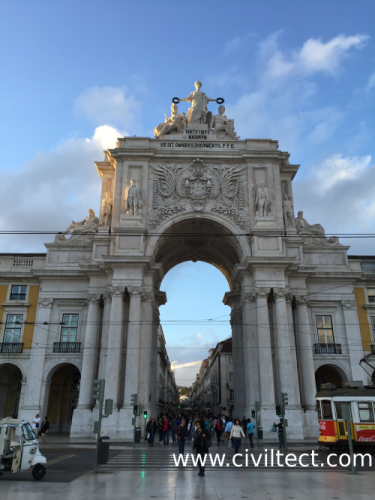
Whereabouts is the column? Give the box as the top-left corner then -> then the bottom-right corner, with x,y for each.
274,288 -> 301,406
295,296 -> 316,409
123,286 -> 142,407
21,297 -> 53,420
77,294 -> 100,409
98,291 -> 112,380
341,300 -> 365,382
138,291 -> 154,409
254,288 -> 275,406
241,291 -> 259,411
230,305 -> 245,415
104,286 -> 125,407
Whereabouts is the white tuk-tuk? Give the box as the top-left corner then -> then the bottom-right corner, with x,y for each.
0,417 -> 47,480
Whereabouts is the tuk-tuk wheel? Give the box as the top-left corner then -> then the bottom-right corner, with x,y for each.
32,464 -> 46,480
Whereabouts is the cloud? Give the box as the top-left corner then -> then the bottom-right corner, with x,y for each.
316,154 -> 371,191
261,33 -> 369,79
223,34 -> 252,56
74,86 -> 141,132
366,71 -> 375,92
0,125 -> 123,252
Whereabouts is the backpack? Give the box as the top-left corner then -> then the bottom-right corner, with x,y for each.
216,421 -> 221,431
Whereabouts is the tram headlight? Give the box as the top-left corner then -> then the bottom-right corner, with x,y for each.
30,447 -> 37,454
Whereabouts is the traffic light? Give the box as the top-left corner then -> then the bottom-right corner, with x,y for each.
143,410 -> 147,419
178,405 -> 181,409
251,410 -> 256,418
131,393 -> 138,405
276,405 -> 281,416
281,392 -> 288,406
93,379 -> 105,403
133,405 -> 139,415
284,419 -> 288,427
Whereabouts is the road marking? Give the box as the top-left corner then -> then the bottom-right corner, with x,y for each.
46,454 -> 76,466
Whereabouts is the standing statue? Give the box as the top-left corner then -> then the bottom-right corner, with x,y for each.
210,105 -> 240,140
255,183 -> 272,217
179,81 -> 218,124
126,180 -> 142,215
55,209 -> 99,242
154,104 -> 186,138
294,211 -> 325,235
100,191 -> 113,226
282,194 -> 294,228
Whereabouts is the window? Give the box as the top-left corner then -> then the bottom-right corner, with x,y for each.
371,317 -> 375,336
358,402 -> 374,422
60,314 -> 79,342
228,355 -> 233,365
334,402 -> 351,420
228,371 -> 233,382
10,285 -> 27,301
317,401 -> 322,420
4,314 -> 23,343
316,316 -> 334,344
229,389 -> 234,401
368,289 -> 375,303
321,399 -> 333,420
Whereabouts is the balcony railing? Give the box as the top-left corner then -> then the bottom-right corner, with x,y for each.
0,343 -> 24,353
10,293 -> 26,301
53,342 -> 81,353
314,343 -> 342,354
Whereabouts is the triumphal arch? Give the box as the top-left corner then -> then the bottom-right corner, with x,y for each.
18,81 -> 366,439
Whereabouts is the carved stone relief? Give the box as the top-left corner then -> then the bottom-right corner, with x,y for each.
147,158 -> 248,229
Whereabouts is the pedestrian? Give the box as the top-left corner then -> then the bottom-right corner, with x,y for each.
177,418 -> 188,455
39,416 -> 49,444
193,421 -> 208,477
187,420 -> 192,440
31,413 -> 41,432
146,417 -> 157,447
241,416 -> 247,438
162,415 -> 170,446
158,417 -> 163,444
274,418 -> 285,449
215,418 -> 222,445
230,418 -> 245,454
247,419 -> 255,449
170,416 -> 177,443
224,418 -> 233,449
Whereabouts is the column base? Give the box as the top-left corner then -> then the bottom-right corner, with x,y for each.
302,410 -> 319,439
70,408 -> 99,438
259,407 -> 307,440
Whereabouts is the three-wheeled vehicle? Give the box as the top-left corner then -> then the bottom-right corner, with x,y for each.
0,417 -> 47,480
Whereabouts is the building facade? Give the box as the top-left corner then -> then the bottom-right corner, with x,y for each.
1,82 -> 374,439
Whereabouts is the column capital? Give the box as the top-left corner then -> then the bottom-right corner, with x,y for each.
38,297 -> 53,307
273,287 -> 289,298
341,300 -> 356,310
295,295 -> 308,305
230,309 -> 242,326
127,286 -> 144,298
241,291 -> 256,306
252,287 -> 270,298
87,293 -> 101,305
109,286 -> 125,298
141,290 -> 155,303
104,289 -> 113,303
285,293 -> 294,305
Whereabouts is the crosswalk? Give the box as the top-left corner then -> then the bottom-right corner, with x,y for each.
99,445 -> 331,472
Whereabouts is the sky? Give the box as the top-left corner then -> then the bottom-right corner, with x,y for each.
1,0 -> 375,385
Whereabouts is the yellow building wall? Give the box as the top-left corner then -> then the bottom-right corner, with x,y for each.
23,285 -> 40,349
354,288 -> 372,351
0,285 -> 8,325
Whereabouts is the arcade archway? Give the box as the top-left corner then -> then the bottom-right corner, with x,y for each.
0,363 -> 22,418
315,364 -> 348,391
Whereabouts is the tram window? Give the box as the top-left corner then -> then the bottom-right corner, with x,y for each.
317,401 -> 322,420
358,403 -> 374,422
322,400 -> 333,420
335,403 -> 351,420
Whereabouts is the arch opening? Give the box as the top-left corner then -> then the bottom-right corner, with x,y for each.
0,363 -> 22,419
315,364 -> 348,392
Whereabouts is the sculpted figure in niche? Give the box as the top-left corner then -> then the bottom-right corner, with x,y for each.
210,105 -> 240,140
294,211 -> 325,235
154,104 -> 186,138
100,191 -> 113,226
283,194 -> 294,228
255,183 -> 272,217
179,81 -> 217,124
58,209 -> 99,239
126,180 -> 142,215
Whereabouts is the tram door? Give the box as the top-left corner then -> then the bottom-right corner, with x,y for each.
335,402 -> 352,440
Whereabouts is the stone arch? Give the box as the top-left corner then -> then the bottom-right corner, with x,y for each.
146,213 -> 249,289
315,362 -> 349,391
0,362 -> 23,418
0,359 -> 27,380
43,358 -> 82,383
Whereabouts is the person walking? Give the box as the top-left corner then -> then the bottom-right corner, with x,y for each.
158,417 -> 163,444
215,418 -> 222,445
146,417 -> 157,447
274,418 -> 285,449
193,421 -> 208,477
31,413 -> 41,432
39,417 -> 49,444
247,419 -> 255,449
170,416 -> 177,443
224,418 -> 233,450
242,416 -> 248,438
187,420 -> 192,440
230,419 -> 245,454
162,415 -> 170,446
177,418 -> 188,455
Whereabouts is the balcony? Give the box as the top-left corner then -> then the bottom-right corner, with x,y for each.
314,343 -> 342,354
0,343 -> 24,353
10,293 -> 26,301
53,342 -> 81,353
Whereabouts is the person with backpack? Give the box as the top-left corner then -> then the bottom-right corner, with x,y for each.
177,418 -> 188,455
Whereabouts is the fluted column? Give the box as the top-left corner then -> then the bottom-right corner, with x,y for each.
104,286 -> 125,407
241,291 -> 259,410
77,294 -> 101,409
123,286 -> 143,407
341,300 -> 365,382
230,305 -> 245,414
295,296 -> 316,409
22,297 -> 53,417
254,287 -> 275,406
274,288 -> 301,406
98,291 -> 112,380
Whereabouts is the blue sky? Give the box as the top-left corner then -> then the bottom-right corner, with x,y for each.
1,0 -> 375,384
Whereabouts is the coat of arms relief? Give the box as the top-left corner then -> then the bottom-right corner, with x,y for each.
147,159 -> 248,229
